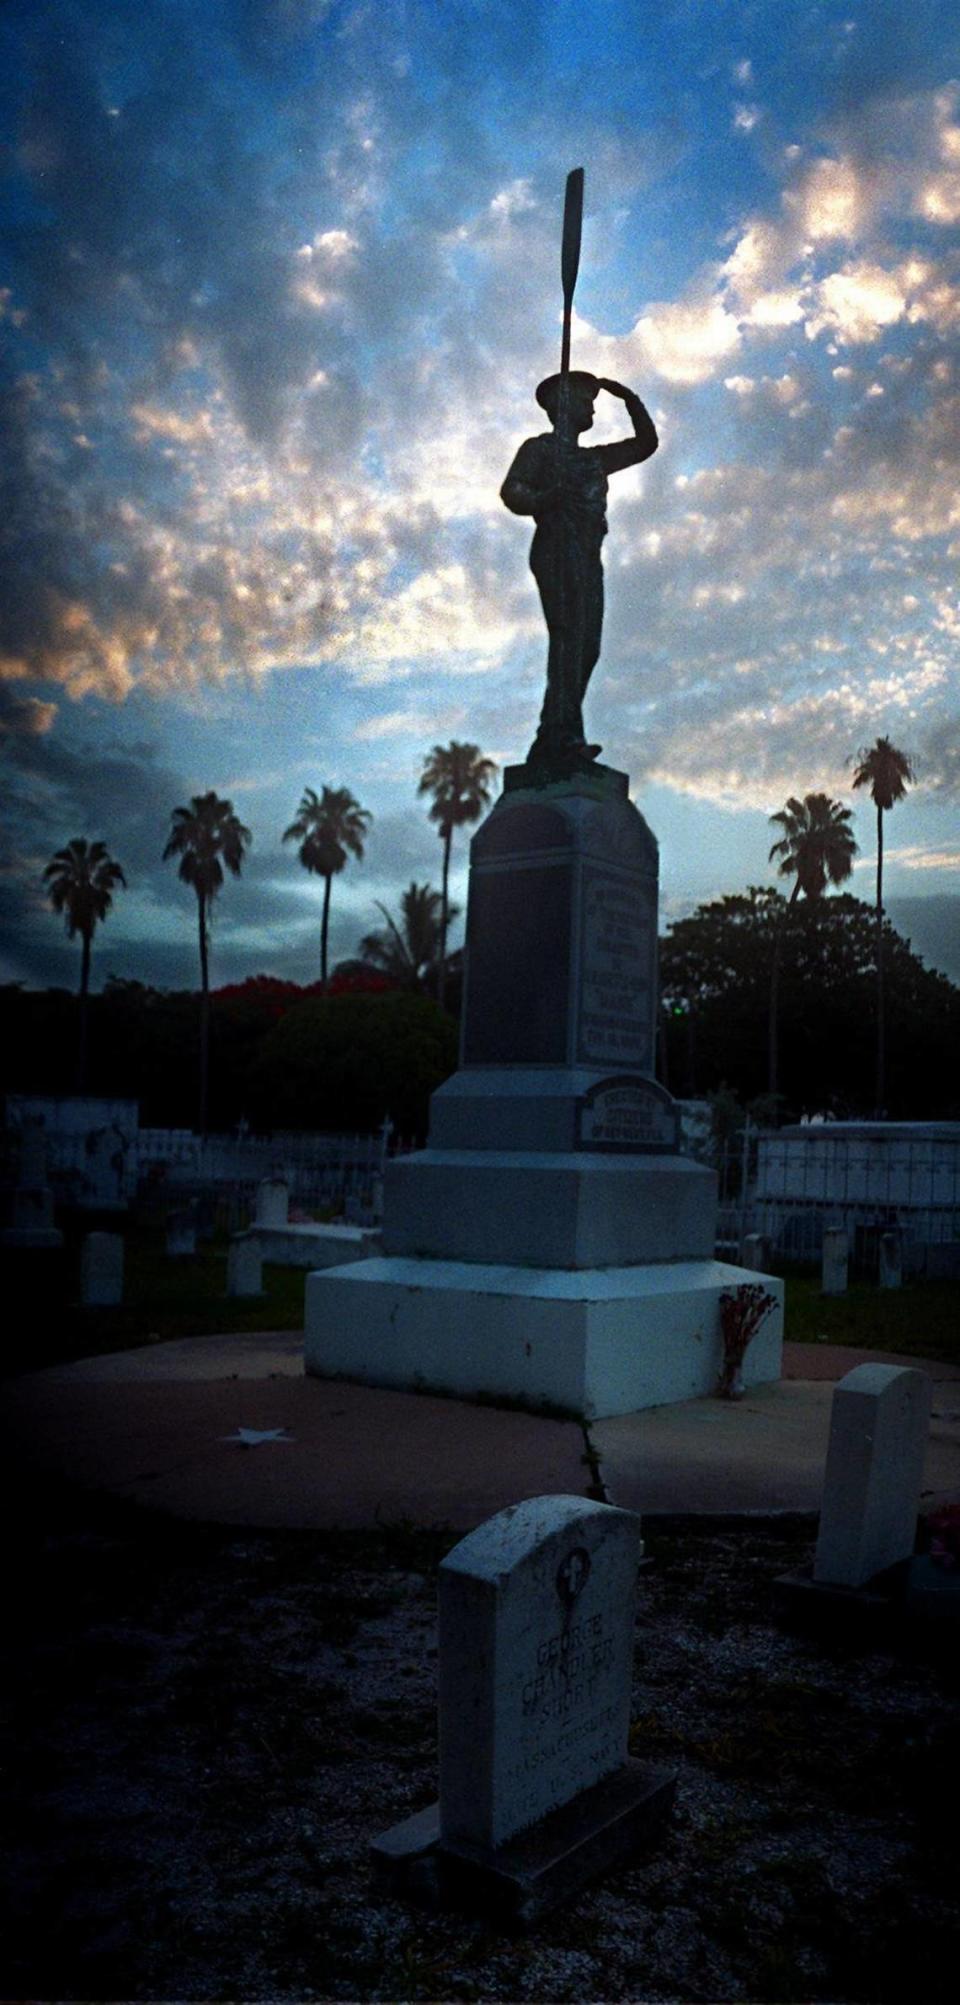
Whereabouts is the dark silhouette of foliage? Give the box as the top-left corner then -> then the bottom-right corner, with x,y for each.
358,881 -> 460,994
247,991 -> 458,1137
282,785 -> 371,989
162,792 -> 252,1135
660,889 -> 959,1120
43,838 -> 127,1090
852,736 -> 916,1114
418,741 -> 496,1007
766,793 -> 859,1103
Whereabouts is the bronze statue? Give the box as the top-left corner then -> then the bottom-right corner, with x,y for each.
500,171 -> 658,775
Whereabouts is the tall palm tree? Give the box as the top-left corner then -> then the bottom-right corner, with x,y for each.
359,882 -> 460,991
852,736 -> 915,1115
163,791 -> 251,1136
767,792 -> 858,1103
43,838 -> 127,1091
282,785 -> 371,989
418,741 -> 496,1008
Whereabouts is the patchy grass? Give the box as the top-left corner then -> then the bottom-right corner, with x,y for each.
3,1218 -> 305,1374
783,1272 -> 960,1366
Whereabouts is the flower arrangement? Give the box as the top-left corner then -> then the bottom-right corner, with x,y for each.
716,1282 -> 778,1399
927,1502 -> 960,1570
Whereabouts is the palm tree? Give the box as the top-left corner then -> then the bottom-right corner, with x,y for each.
418,741 -> 496,1008
767,792 -> 858,1103
43,838 -> 127,1091
852,736 -> 915,1115
282,785 -> 371,989
359,882 -> 460,991
163,792 -> 251,1136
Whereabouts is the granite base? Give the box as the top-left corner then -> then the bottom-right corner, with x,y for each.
371,1757 -> 677,1927
304,1255 -> 784,1418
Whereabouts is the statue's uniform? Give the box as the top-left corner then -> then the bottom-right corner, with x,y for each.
501,432 -> 613,764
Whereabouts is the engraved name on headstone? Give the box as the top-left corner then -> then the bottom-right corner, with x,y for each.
438,1494 -> 642,1854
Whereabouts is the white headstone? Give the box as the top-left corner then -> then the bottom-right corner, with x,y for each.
821,1226 -> 848,1296
166,1208 -> 197,1257
814,1363 -> 932,1588
255,1177 -> 289,1227
741,1232 -> 771,1273
879,1230 -> 902,1290
438,1494 -> 642,1854
80,1231 -> 124,1307
227,1234 -> 263,1297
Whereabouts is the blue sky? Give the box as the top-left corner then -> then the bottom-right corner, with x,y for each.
2,0 -> 959,992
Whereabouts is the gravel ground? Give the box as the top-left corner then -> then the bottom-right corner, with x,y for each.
1,1475 -> 958,2004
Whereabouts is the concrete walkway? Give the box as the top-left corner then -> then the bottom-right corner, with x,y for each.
3,1333 -> 959,1530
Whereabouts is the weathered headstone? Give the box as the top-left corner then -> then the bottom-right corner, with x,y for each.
741,1232 -> 771,1273
373,1494 -> 675,1922
166,1207 -> 197,1257
255,1177 -> 289,1228
879,1229 -> 902,1290
814,1364 -> 932,1588
80,1231 -> 123,1307
821,1226 -> 848,1296
227,1233 -> 263,1298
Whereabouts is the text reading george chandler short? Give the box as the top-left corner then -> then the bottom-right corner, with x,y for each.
501,169 -> 658,777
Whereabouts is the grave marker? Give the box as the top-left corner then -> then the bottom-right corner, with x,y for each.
227,1234 -> 263,1298
255,1177 -> 289,1227
821,1226 -> 848,1296
80,1231 -> 123,1307
373,1493 -> 675,1922
814,1363 -> 932,1588
166,1207 -> 197,1257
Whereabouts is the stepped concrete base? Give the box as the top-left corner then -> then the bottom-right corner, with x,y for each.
304,1255 -> 784,1420
382,1150 -> 715,1269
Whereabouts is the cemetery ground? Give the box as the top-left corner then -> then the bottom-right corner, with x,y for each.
2,1464 -> 959,2005
4,1208 -> 959,1377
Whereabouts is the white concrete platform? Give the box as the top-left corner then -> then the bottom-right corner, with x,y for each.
304,1255 -> 784,1420
247,1221 -> 381,1268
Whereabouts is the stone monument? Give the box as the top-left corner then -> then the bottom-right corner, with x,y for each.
304,168 -> 783,1416
372,1494 -> 675,1923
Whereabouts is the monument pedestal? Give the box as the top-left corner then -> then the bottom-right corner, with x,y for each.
304,766 -> 783,1417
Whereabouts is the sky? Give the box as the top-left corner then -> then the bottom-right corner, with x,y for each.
2,0 -> 960,995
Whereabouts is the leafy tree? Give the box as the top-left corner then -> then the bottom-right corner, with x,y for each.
282,785 -> 371,989
358,881 -> 460,991
163,792 -> 252,1135
418,741 -> 496,1008
43,838 -> 126,1090
659,890 -> 959,1120
852,736 -> 916,1115
767,793 -> 858,1104
248,991 -> 458,1138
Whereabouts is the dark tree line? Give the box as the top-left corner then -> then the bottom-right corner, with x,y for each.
6,889 -> 957,1135
659,888 -> 959,1120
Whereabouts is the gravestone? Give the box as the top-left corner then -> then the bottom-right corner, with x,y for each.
227,1234 -> 263,1298
879,1230 -> 902,1290
166,1207 -> 197,1257
741,1232 -> 771,1273
814,1364 -> 932,1588
373,1494 -> 675,1922
80,1231 -> 123,1307
256,1177 -> 289,1228
821,1226 -> 848,1296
